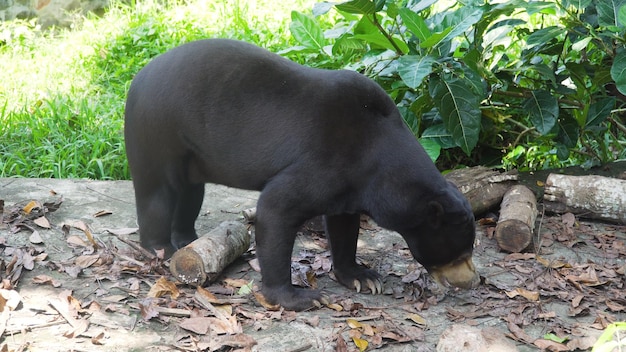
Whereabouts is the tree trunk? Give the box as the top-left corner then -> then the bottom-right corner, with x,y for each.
495,185 -> 537,253
170,221 -> 251,286
444,166 -> 518,215
543,174 -> 626,224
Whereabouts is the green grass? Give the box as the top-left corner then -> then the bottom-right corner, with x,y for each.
0,0 -> 316,179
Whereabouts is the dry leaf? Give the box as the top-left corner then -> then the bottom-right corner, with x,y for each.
32,275 -> 62,288
104,228 -> 138,236
148,277 -> 180,299
533,338 -> 569,351
29,230 -> 43,244
0,289 -> 22,311
335,334 -> 349,352
33,216 -> 50,229
75,255 -> 100,269
93,210 -> 112,217
253,292 -> 280,311
352,337 -> 368,352
139,298 -> 159,321
22,200 -> 40,214
179,317 -> 211,335
91,332 -> 105,345
407,313 -> 428,326
505,288 -> 539,301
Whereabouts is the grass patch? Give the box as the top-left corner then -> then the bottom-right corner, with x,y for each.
0,0 -> 316,179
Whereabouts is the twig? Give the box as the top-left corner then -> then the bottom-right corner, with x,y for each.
115,235 -> 157,260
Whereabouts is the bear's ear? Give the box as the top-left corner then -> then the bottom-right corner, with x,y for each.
427,201 -> 444,228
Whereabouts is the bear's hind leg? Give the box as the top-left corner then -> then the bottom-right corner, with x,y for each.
171,183 -> 205,249
134,181 -> 177,257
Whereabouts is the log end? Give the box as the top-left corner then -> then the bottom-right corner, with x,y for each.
170,247 -> 207,286
495,220 -> 533,253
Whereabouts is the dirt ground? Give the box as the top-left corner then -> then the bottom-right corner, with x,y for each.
0,176 -> 625,352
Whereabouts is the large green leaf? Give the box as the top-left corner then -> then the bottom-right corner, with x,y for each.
397,55 -> 436,89
436,7 -> 484,43
525,26 -> 566,48
557,114 -> 579,148
586,97 -> 616,127
522,90 -> 559,135
421,123 -> 456,149
611,51 -> 626,95
335,0 -> 378,14
428,76 -> 481,155
597,0 -> 626,27
398,8 -> 430,41
417,138 -> 441,162
289,11 -> 326,51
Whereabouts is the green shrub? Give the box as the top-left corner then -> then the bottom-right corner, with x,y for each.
287,0 -> 626,170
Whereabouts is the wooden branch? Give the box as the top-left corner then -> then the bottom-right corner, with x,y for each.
543,174 -> 626,224
495,185 -> 537,253
170,221 -> 251,286
444,166 -> 518,215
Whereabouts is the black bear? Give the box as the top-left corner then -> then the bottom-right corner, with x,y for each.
124,39 -> 479,311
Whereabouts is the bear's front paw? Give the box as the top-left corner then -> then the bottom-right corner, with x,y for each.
261,285 -> 329,311
333,264 -> 383,295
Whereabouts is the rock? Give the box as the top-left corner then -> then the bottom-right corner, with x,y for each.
437,324 -> 518,352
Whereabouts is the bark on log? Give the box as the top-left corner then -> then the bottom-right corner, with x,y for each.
544,174 -> 626,224
495,185 -> 537,253
170,221 -> 251,286
444,166 -> 518,215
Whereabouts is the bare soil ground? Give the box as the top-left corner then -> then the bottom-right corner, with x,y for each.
0,177 -> 625,352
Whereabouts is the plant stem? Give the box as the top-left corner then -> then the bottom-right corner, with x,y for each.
368,14 -> 404,55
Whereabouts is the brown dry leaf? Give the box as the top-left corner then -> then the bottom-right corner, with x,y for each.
223,278 -> 250,289
347,318 -> 363,329
93,210 -> 112,217
139,298 -> 159,321
33,216 -> 50,229
505,288 -> 539,301
29,230 -> 44,244
335,334 -> 349,352
505,317 -> 534,344
32,275 -> 62,288
536,256 -> 570,269
326,303 -> 343,311
605,300 -> 626,312
561,213 -> 576,227
179,317 -> 211,335
148,277 -> 180,299
533,338 -> 569,351
248,258 -> 261,272
504,253 -> 536,261
196,286 -> 221,304
208,316 -> 241,335
571,294 -> 585,308
252,292 -> 280,311
22,200 -> 40,214
91,332 -> 105,345
407,313 -> 428,326
104,228 -> 138,236
66,234 -> 89,248
75,255 -> 101,269
0,289 -> 21,312
66,220 -> 99,248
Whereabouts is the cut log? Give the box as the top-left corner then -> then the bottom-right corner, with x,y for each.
445,166 -> 518,215
170,221 -> 251,286
495,185 -> 537,253
544,174 -> 626,224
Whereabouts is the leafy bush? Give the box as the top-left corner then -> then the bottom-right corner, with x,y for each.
288,0 -> 626,170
